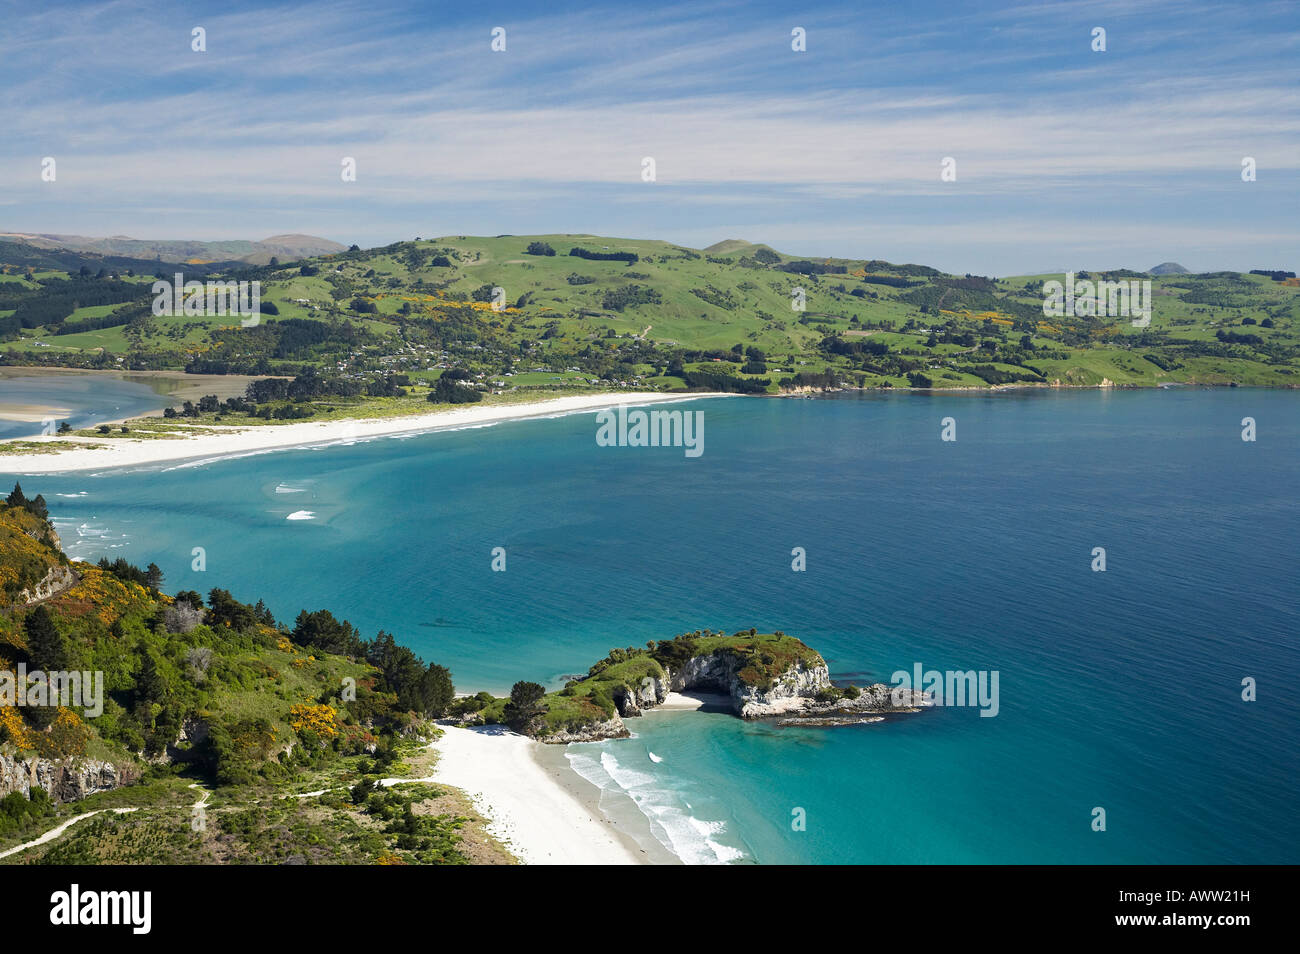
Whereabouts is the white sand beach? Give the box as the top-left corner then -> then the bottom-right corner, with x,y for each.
0,391 -> 724,474
431,723 -> 652,865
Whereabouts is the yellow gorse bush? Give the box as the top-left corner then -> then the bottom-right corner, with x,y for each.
289,703 -> 338,738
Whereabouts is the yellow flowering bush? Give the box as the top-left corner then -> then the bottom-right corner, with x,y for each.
289,703 -> 338,739
0,704 -> 31,748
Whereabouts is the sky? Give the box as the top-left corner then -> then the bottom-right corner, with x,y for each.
1,0 -> 1297,275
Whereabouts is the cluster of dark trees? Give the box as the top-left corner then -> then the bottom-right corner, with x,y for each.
526,241 -> 556,256
96,556 -> 164,592
947,363 -> 1045,385
1216,329 -> 1264,346
676,368 -> 770,393
0,276 -> 146,338
777,260 -> 847,276
246,367 -> 358,403
290,609 -> 453,715
860,274 -> 920,288
5,482 -> 49,523
1249,270 -> 1296,281
366,374 -> 408,397
601,284 -> 662,311
165,368 -> 400,420
428,368 -> 482,403
569,247 -> 639,264
822,335 -> 889,357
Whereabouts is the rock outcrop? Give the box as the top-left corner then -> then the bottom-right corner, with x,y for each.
660,649 -> 833,719
774,683 -> 932,726
539,647 -> 923,742
612,676 -> 667,716
18,565 -> 78,605
0,752 -> 135,802
538,717 -> 630,744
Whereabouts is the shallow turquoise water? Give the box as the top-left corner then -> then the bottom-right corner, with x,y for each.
6,388 -> 1297,864
0,371 -> 167,440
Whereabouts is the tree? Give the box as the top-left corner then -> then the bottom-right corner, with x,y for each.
419,663 -> 455,716
136,648 -> 169,706
428,375 -> 482,404
24,606 -> 69,671
174,590 -> 204,610
503,681 -> 547,732
365,631 -> 454,714
5,482 -> 25,508
207,589 -> 260,631
292,608 -> 364,656
145,563 -> 164,591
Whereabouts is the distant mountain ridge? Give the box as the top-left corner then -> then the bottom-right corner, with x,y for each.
0,232 -> 346,265
1149,262 -> 1190,275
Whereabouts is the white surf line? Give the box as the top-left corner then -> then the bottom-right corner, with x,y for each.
0,807 -> 139,859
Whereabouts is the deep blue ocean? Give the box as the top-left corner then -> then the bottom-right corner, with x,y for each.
5,388 -> 1297,864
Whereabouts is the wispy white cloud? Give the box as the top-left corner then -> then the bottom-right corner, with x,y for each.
1,0 -> 1296,273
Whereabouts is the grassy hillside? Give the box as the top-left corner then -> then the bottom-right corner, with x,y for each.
2,235 -> 1298,408
0,490 -> 510,865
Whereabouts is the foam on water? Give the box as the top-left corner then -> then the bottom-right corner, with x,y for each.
54,517 -> 131,559
566,746 -> 746,865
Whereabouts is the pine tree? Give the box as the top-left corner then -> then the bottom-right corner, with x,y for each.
6,482 -> 25,508
137,649 -> 168,705
24,605 -> 69,671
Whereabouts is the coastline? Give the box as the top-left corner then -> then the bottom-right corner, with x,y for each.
0,391 -> 727,474
430,692 -> 739,866
431,723 -> 675,865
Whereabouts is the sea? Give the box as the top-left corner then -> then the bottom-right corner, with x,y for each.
4,385 -> 1297,865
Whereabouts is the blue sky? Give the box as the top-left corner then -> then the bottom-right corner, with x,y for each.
1,0 -> 1297,274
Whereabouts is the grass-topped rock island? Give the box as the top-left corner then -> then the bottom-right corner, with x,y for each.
456,629 -> 929,742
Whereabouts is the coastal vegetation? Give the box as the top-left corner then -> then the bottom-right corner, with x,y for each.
1,236 -> 1296,437
0,488 -> 508,865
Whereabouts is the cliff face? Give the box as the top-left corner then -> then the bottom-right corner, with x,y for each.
612,675 -> 667,716
0,752 -> 135,802
18,565 -> 78,605
667,651 -> 832,719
